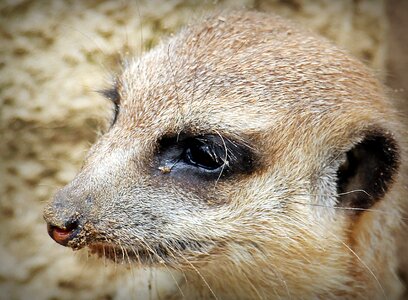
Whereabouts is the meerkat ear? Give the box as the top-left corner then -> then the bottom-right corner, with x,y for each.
336,130 -> 400,210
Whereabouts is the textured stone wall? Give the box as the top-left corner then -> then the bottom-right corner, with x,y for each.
1,0 -> 401,299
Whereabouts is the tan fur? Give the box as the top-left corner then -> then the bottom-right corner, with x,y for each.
44,11 -> 406,299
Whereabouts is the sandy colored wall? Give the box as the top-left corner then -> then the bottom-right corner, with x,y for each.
1,0 -> 405,299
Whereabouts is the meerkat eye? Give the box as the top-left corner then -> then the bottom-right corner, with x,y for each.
156,133 -> 256,180
183,138 -> 226,170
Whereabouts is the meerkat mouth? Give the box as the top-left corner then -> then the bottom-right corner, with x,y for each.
88,243 -> 164,264
87,240 -> 207,264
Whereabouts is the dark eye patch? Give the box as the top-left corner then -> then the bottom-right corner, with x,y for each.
99,86 -> 121,125
156,133 -> 256,182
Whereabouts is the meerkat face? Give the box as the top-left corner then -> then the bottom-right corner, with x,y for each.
44,11 -> 401,296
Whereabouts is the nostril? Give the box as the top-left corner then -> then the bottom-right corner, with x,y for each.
47,220 -> 80,246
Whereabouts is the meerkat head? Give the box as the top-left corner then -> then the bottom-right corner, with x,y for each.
44,11 -> 402,299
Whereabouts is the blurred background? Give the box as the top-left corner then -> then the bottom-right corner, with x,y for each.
1,0 -> 407,299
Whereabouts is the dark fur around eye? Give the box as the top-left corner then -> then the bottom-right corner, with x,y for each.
99,87 -> 120,125
156,133 -> 256,181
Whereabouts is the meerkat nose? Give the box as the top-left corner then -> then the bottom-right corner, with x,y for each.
46,220 -> 79,246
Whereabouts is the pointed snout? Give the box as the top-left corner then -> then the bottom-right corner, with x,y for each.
43,186 -> 90,247
44,139 -> 137,248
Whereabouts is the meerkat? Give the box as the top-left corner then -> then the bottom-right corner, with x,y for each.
43,11 -> 406,299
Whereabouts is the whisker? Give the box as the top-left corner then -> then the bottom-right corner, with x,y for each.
177,252 -> 219,300
286,198 -> 408,220
214,129 -> 228,186
240,269 -> 264,300
325,230 -> 388,300
166,43 -> 185,127
158,243 -> 185,298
